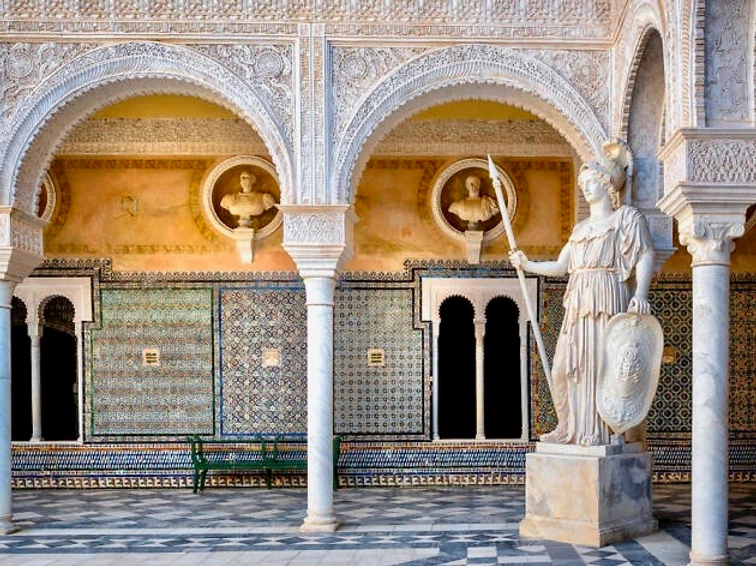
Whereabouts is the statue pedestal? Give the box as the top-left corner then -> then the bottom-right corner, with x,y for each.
464,230 -> 484,264
519,441 -> 657,548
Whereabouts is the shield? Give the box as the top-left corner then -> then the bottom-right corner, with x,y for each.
597,313 -> 664,435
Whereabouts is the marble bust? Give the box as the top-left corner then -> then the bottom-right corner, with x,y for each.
219,170 -> 276,228
447,175 -> 500,230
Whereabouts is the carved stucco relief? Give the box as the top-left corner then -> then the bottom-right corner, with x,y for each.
1,42 -> 97,127
704,0 -> 751,125
59,118 -> 269,156
0,41 -> 294,216
689,139 -> 756,184
332,44 -> 608,205
522,49 -> 611,133
193,44 -> 294,148
1,0 -> 621,39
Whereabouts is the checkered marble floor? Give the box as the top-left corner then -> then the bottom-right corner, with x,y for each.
0,484 -> 753,565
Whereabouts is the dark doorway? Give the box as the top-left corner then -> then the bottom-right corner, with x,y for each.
437,296 -> 476,439
11,298 -> 31,441
40,297 -> 78,441
484,296 -> 522,438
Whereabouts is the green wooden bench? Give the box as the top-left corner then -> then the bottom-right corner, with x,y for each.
187,435 -> 341,493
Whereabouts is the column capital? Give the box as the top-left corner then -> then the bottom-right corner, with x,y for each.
0,207 -> 45,284
658,184 -> 756,266
281,205 -> 357,279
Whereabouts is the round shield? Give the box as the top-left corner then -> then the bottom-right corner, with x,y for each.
597,313 -> 664,435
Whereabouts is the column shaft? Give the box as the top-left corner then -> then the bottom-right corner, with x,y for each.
301,277 -> 338,532
474,321 -> 485,440
0,282 -> 18,534
690,265 -> 730,565
432,327 -> 440,440
29,328 -> 42,442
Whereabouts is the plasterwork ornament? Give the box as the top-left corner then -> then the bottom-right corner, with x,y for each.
281,205 -> 357,279
0,206 -> 46,281
60,118 -> 269,156
689,140 -> 756,185
704,0 -> 750,125
333,44 -> 607,204
374,119 -> 572,157
1,42 -> 97,125
1,1 -> 620,39
523,49 -> 611,132
1,41 -> 293,217
193,44 -> 294,147
332,46 -> 428,136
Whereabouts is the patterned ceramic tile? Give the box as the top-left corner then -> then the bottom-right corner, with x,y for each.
89,288 -> 214,436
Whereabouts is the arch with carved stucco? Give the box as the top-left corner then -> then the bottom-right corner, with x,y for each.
0,41 -> 294,215
333,44 -> 608,204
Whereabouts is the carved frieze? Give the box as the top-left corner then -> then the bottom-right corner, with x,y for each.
374,119 -> 572,157
688,140 -> 756,185
1,1 -> 622,39
59,118 -> 269,156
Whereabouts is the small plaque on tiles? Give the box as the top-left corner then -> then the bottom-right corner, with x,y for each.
262,347 -> 281,368
142,348 -> 160,367
367,348 -> 385,367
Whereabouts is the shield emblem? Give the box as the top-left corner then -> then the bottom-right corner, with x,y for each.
598,313 -> 664,435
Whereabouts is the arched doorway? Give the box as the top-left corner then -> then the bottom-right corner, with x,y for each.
40,296 -> 78,441
484,296 -> 522,439
437,296 -> 476,439
10,298 -> 31,442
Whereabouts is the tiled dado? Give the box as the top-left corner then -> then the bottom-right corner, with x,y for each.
10,440 -> 756,488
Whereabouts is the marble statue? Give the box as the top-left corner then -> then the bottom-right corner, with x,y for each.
509,140 -> 655,446
448,175 -> 500,229
220,170 -> 276,228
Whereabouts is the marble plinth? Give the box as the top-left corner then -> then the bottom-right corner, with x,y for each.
519,441 -> 657,548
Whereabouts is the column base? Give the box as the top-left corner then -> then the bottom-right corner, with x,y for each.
519,442 -> 657,548
0,515 -> 19,535
301,513 -> 339,533
475,434 -> 486,440
689,551 -> 730,565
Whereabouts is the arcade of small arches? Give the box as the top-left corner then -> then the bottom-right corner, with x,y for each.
0,2 -> 754,565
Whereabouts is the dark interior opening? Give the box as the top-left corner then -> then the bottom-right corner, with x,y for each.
437,296 -> 476,439
484,296 -> 522,439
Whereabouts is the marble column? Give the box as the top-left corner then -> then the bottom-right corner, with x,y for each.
282,204 -> 356,534
689,260 -> 730,565
75,322 -> 83,442
301,276 -> 338,532
0,281 -> 19,534
658,181 -> 756,566
28,325 -> 43,442
432,324 -> 440,440
474,320 -> 485,440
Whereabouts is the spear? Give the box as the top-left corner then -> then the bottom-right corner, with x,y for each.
487,155 -> 553,391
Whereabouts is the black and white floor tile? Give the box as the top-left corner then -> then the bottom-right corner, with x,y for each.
0,484 -> 752,565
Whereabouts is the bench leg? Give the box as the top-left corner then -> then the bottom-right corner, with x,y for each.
265,469 -> 272,489
200,470 -> 208,491
192,470 -> 200,494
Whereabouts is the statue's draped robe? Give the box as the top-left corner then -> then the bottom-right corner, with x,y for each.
547,205 -> 654,446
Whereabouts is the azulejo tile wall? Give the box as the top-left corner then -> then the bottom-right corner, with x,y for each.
219,286 -> 307,435
334,287 -> 425,437
9,260 -> 756,487
89,288 -> 214,437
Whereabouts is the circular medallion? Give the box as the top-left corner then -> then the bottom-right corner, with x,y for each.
7,45 -> 34,79
342,53 -> 369,81
201,155 -> 282,240
430,158 -> 517,243
255,50 -> 284,79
